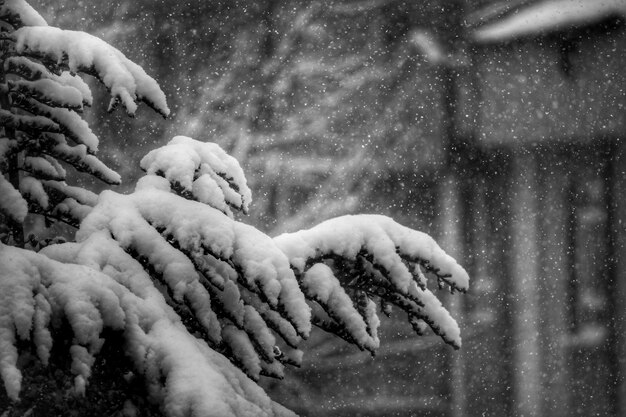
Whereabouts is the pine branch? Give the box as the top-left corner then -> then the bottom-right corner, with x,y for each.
0,109 -> 61,134
123,247 -> 217,345
33,133 -> 120,185
28,203 -> 80,229
310,315 -> 372,354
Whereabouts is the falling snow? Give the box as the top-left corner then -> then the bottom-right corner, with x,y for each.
2,0 -> 625,416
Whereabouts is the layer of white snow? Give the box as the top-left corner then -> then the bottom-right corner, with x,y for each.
275,214 -> 469,348
80,187 -> 311,339
22,98 -> 99,152
5,57 -> 93,106
0,109 -> 60,133
0,174 -> 28,222
19,176 -> 48,208
0,138 -> 17,162
275,215 -> 469,292
24,156 -> 66,180
0,241 -> 296,417
39,133 -> 121,184
140,136 -> 252,216
303,263 -> 379,352
9,26 -> 169,117
0,0 -> 47,27
42,180 -> 98,206
9,78 -> 84,111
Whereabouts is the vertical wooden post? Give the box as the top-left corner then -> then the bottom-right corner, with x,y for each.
437,1 -> 471,414
438,174 -> 467,417
537,155 -> 571,417
604,138 -> 624,417
508,151 -> 542,417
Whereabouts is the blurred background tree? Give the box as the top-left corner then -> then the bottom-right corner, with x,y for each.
31,0 -> 454,232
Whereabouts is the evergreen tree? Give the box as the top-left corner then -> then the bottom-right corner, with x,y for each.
0,1 -> 469,416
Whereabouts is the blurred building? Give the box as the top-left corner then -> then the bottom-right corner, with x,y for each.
454,1 -> 626,416
264,1 -> 626,416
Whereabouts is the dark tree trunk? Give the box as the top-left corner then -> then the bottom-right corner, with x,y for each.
0,55 -> 24,248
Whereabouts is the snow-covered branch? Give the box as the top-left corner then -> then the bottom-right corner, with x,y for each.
140,136 -> 252,217
75,183 -> 311,380
0,241 -> 295,416
275,214 -> 469,349
0,0 -> 47,29
2,26 -> 169,117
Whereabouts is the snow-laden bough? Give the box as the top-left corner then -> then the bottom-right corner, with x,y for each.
275,214 -> 469,350
0,241 -> 296,417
